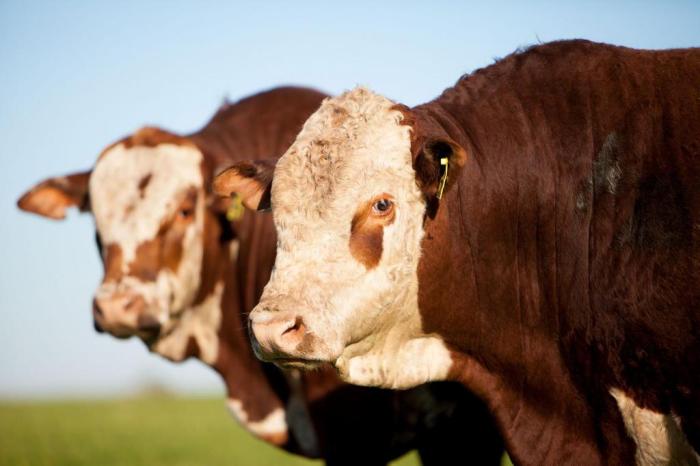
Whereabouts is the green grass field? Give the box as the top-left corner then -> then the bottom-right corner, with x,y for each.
0,396 -> 420,466
0,396 -> 513,466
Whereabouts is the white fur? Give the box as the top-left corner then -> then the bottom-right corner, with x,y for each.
252,87 -> 453,388
152,282 -> 224,364
226,398 -> 288,441
611,388 -> 699,465
336,335 -> 453,389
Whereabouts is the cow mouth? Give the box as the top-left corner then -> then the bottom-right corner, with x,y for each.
252,340 -> 325,369
272,357 -> 325,370
99,321 -> 161,342
93,312 -> 134,340
92,317 -> 161,343
139,329 -> 161,345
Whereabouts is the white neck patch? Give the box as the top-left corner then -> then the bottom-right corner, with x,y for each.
611,388 -> 699,465
226,398 -> 288,445
90,142 -> 204,265
152,282 -> 224,364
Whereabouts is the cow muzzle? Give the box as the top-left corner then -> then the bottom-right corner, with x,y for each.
249,308 -> 316,367
92,292 -> 161,340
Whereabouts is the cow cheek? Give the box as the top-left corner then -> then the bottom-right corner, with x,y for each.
129,239 -> 161,282
169,222 -> 204,309
103,244 -> 124,282
162,227 -> 185,273
349,205 -> 394,269
349,224 -> 383,269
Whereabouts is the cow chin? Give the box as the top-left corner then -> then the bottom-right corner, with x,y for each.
251,338 -> 335,370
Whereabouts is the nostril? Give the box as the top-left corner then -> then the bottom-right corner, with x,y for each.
281,317 -> 306,338
124,296 -> 140,311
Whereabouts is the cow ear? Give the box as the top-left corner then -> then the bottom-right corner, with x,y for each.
413,138 -> 467,201
17,171 -> 91,220
212,160 -> 275,211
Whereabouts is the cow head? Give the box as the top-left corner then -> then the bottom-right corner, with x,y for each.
214,88 -> 466,388
19,127 -> 228,362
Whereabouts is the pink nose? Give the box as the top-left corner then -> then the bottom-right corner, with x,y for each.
249,310 -> 307,361
93,292 -> 156,338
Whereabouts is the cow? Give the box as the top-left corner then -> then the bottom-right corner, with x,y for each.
213,41 -> 700,465
18,87 -> 503,465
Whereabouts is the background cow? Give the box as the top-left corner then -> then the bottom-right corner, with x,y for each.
18,87 -> 503,465
215,42 -> 700,465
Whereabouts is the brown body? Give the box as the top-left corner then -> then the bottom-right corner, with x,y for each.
410,41 -> 700,464
19,87 -> 503,465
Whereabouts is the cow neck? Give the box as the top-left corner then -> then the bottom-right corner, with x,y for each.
409,102 -> 636,465
197,194 -> 290,445
217,212 -> 282,398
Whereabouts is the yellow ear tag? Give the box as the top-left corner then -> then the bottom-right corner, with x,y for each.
226,193 -> 245,221
436,157 -> 449,200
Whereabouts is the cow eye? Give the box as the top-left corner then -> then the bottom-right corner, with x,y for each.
372,199 -> 393,214
179,207 -> 194,218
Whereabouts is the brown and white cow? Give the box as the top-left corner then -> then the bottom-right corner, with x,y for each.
18,87 -> 503,465
215,42 -> 700,465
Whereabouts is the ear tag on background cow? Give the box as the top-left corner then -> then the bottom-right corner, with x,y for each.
436,157 -> 449,200
226,193 -> 245,221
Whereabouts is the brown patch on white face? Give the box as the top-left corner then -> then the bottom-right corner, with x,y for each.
127,187 -> 199,280
349,195 -> 396,269
103,243 -> 124,282
137,174 -> 152,198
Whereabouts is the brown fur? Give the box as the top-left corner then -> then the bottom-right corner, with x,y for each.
184,335 -> 200,360
124,185 -> 197,280
16,171 -> 90,219
102,244 -> 123,282
402,40 -> 700,464
349,198 -> 396,269
212,159 -> 276,210
128,239 -> 161,281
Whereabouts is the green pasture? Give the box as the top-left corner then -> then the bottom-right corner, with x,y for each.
0,396 -> 512,466
0,396 -> 411,466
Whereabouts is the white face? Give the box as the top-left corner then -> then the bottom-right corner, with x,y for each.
89,141 -> 207,349
250,88 -> 431,372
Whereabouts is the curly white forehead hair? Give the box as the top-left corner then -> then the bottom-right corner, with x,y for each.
272,87 -> 414,220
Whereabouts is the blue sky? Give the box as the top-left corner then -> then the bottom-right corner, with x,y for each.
1,1 -> 699,398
